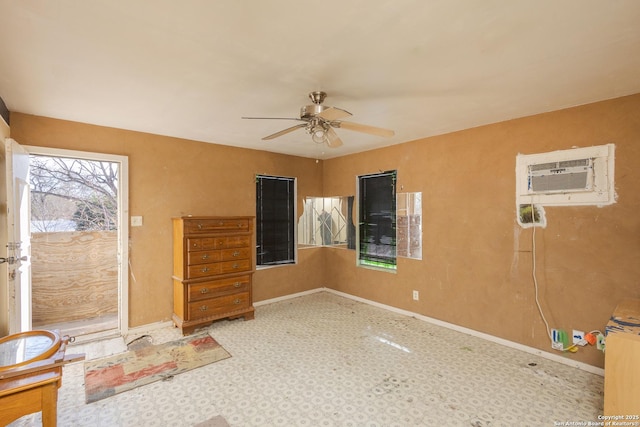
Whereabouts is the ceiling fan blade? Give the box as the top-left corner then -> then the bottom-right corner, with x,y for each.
262,123 -> 307,140
242,117 -> 305,121
335,121 -> 394,137
316,107 -> 352,121
325,128 -> 343,148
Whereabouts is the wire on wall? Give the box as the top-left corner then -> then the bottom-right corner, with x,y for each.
531,213 -> 552,340
531,203 -> 602,352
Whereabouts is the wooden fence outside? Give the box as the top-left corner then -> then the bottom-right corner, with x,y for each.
31,231 -> 118,326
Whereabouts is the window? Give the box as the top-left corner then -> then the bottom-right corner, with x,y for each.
256,174 -> 296,266
297,196 -> 354,248
358,170 -> 397,270
396,192 -> 422,260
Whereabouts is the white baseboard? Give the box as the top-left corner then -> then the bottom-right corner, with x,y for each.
254,288 -> 325,307
322,288 -> 605,377
125,292 -> 324,337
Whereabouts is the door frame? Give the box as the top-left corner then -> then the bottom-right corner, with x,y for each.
0,141 -> 6,336
25,145 -> 129,341
3,138 -> 31,334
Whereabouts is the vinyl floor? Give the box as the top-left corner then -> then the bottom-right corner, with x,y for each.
8,291 -> 604,426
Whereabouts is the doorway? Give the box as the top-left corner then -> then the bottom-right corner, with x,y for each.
26,146 -> 129,341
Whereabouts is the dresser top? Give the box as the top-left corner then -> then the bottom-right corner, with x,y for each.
606,298 -> 640,336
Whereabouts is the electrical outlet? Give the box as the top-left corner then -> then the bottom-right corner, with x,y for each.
131,216 -> 143,227
551,328 -> 569,351
412,290 -> 419,301
572,330 -> 586,346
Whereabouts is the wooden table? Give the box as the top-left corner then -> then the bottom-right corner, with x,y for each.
0,330 -> 84,426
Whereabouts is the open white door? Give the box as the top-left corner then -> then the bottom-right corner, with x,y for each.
4,138 -> 31,333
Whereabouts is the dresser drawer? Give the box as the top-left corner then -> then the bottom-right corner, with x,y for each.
187,237 -> 226,251
188,292 -> 251,320
225,235 -> 251,248
187,236 -> 250,252
188,276 -> 251,302
221,247 -> 250,261
188,250 -> 222,265
220,259 -> 251,274
185,218 -> 250,234
187,262 -> 222,279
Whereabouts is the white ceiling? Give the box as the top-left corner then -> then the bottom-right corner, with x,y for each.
1,1 -> 639,159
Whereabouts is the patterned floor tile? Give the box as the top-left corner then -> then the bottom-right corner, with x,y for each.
7,292 -> 603,426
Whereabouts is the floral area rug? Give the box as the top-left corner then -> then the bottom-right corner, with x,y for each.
84,332 -> 231,403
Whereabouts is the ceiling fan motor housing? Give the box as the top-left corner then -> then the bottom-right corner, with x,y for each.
301,91 -> 329,119
300,104 -> 328,119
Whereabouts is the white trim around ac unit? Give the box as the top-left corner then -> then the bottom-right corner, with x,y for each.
516,144 -> 616,207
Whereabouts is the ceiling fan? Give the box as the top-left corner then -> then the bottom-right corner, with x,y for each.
242,91 -> 394,148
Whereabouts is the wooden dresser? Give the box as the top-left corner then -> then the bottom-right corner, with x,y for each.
604,298 -> 640,416
172,216 -> 255,335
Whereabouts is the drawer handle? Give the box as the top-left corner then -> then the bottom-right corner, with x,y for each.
233,299 -> 241,305
234,282 -> 241,288
218,240 -> 224,246
202,254 -> 209,260
197,223 -> 203,229
232,251 -> 240,257
232,263 -> 238,269
201,267 -> 210,273
237,224 -> 242,228
219,221 -> 224,225
199,305 -> 208,311
200,288 -> 209,294
192,242 -> 198,247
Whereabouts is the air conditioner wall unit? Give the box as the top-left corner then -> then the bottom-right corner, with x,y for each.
528,158 -> 593,194
516,144 -> 615,207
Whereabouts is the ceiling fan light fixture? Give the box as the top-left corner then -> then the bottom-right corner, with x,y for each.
311,126 -> 326,144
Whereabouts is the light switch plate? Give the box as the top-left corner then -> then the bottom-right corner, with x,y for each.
131,216 -> 143,227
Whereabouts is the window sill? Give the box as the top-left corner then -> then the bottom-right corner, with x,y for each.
256,262 -> 296,271
357,262 -> 397,274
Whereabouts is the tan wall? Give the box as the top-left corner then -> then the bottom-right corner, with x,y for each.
31,231 -> 118,325
10,113 -> 326,328
323,93 -> 640,368
9,93 -> 640,368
